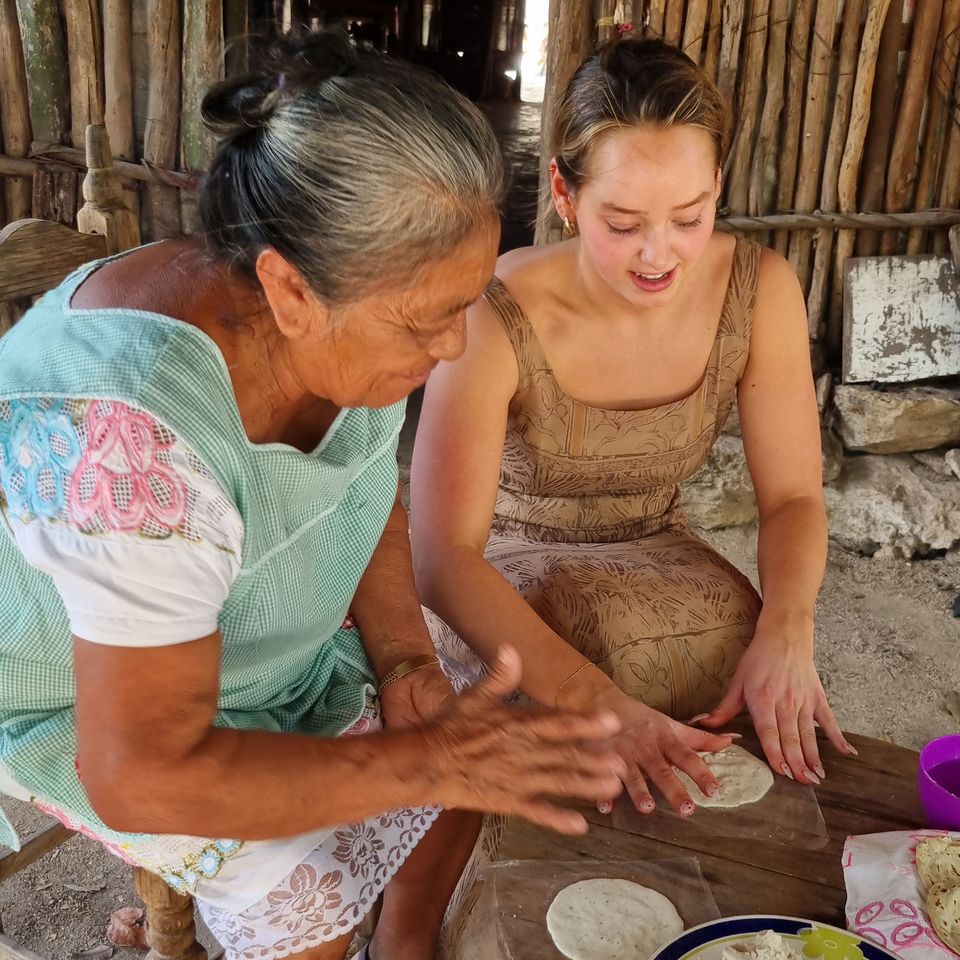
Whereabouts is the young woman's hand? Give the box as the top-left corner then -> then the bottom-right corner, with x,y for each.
697,612 -> 857,783
592,688 -> 736,816
422,647 -> 627,835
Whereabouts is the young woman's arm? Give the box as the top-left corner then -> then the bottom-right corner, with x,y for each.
700,247 -> 858,779
410,282 -> 734,816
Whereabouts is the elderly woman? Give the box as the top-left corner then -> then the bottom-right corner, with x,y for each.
0,30 -> 624,960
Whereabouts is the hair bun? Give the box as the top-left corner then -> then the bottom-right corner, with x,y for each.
201,27 -> 359,141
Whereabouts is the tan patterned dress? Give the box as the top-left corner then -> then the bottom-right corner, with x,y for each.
428,236 -> 763,721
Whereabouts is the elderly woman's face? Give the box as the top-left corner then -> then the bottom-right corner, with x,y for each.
304,217 -> 499,409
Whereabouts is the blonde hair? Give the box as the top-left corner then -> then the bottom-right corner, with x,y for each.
552,37 -> 729,190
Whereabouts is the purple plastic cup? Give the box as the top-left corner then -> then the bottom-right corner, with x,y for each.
919,734 -> 960,829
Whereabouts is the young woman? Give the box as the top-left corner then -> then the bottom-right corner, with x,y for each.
411,37 -> 857,823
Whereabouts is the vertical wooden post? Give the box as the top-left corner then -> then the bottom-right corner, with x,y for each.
15,0 -> 69,144
748,0 -> 787,217
880,0 -> 943,254
663,0 -> 684,46
680,0 -> 709,64
103,0 -> 138,220
16,0 -> 71,223
224,0 -> 250,77
535,0 -> 592,245
77,124 -> 140,253
647,0 -> 667,36
132,867 -> 206,960
703,0 -> 722,80
934,29 -> 960,254
908,0 -> 960,254
772,0 -> 813,255
0,0 -> 31,221
64,0 -> 105,150
725,0 -> 768,215
854,0 -> 902,257
786,0 -> 841,299
181,0 -> 223,234
716,0 -> 744,111
830,0 -> 893,358
806,0 -> 866,344
143,0 -> 182,240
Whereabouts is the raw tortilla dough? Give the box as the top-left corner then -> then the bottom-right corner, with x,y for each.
926,883 -> 960,956
545,878 -> 683,960
674,745 -> 774,809
917,837 -> 960,891
721,930 -> 799,960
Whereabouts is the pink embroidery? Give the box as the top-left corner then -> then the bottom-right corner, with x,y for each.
856,903 -> 884,926
68,401 -> 186,532
34,801 -> 135,865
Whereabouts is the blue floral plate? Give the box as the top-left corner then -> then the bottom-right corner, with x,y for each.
651,916 -> 903,960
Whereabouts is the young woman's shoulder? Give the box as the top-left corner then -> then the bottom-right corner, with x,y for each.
494,241 -> 571,299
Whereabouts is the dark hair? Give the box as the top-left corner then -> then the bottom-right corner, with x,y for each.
552,37 -> 729,189
200,29 -> 504,303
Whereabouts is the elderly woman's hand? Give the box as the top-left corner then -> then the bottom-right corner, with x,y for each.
379,663 -> 454,730
422,647 -> 627,835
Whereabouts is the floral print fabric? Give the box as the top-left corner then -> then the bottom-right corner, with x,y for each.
0,396 -> 243,647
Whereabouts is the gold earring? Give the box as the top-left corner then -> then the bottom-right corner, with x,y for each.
563,216 -> 576,237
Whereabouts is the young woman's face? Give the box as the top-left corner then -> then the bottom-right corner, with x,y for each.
563,124 -> 720,308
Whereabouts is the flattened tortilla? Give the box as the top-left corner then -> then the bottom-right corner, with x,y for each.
545,878 -> 683,960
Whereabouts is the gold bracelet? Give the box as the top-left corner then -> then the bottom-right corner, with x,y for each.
555,662 -> 593,709
377,654 -> 441,697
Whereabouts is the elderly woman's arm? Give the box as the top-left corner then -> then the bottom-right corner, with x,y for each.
350,492 -> 455,727
74,633 -> 625,838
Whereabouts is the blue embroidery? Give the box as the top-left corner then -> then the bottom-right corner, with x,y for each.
0,399 -> 82,521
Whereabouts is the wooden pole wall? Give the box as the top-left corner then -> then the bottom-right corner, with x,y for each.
535,0 -> 959,371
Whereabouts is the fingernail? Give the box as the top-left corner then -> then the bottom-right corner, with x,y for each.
680,801 -> 695,816
780,763 -> 795,780
688,713 -> 710,724
803,768 -> 821,785
815,763 -> 826,779
706,783 -> 720,797
844,741 -> 859,756
598,800 -> 612,815
727,733 -> 743,740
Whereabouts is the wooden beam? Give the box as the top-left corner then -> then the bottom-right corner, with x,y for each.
14,0 -> 68,144
854,0 -> 902,256
786,0 -> 842,295
144,0 -> 182,239
64,0 -> 105,149
881,0 -> 944,253
0,0 -> 31,220
806,0 -> 866,342
0,821 -> 73,883
534,0 -> 592,245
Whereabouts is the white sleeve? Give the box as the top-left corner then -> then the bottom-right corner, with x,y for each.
0,397 -> 244,646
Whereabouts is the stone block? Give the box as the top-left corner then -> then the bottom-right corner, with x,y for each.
843,255 -> 960,383
947,449 -> 960,481
823,454 -> 960,557
833,383 -> 960,453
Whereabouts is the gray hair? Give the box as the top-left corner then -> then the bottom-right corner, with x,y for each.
200,29 -> 504,303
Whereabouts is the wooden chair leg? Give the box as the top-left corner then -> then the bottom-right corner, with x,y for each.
132,867 -> 207,960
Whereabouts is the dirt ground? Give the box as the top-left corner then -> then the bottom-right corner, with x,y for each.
2,517 -> 958,958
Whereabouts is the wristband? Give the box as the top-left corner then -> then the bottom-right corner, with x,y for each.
376,654 -> 441,697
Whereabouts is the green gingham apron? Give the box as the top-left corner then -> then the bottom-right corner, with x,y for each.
0,252 -> 403,859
